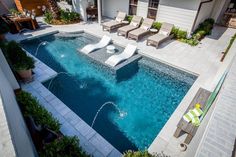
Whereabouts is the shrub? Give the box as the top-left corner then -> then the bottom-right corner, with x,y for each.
176,30 -> 187,39
0,17 -> 9,35
221,33 -> 236,61
5,41 -> 34,71
60,9 -> 80,23
127,15 -> 133,23
194,18 -> 215,36
123,150 -> 170,157
9,8 -> 21,16
16,91 -> 61,132
40,136 -> 89,157
179,18 -> 214,46
44,9 -> 80,24
152,22 -> 162,30
44,11 -> 54,24
124,150 -> 153,157
171,26 -> 179,38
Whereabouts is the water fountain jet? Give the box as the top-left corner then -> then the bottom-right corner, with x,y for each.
91,101 -> 127,128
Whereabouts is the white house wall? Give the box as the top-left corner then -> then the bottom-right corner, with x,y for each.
193,0 -> 215,30
136,0 -> 149,18
0,50 -> 36,157
0,0 -> 15,14
156,0 -> 201,33
102,0 -> 129,18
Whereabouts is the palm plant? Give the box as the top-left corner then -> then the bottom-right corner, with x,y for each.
47,0 -> 60,19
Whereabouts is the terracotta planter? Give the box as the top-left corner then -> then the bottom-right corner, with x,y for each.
0,34 -> 5,41
17,69 -> 33,82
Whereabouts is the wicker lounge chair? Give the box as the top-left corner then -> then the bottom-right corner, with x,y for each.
173,88 -> 211,144
127,18 -> 154,41
102,11 -> 127,32
146,22 -> 174,48
117,16 -> 143,38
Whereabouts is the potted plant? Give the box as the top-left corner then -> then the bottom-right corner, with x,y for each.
0,17 -> 9,41
6,41 -> 35,81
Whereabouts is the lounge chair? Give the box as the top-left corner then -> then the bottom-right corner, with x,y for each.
128,18 -> 154,41
102,11 -> 127,32
117,16 -> 143,38
105,44 -> 137,67
80,35 -> 111,54
173,88 -> 211,144
147,22 -> 174,48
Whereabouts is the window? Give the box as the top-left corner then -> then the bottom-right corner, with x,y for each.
147,0 -> 159,19
129,0 -> 138,15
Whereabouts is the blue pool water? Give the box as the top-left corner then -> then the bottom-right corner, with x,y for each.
21,32 -> 196,152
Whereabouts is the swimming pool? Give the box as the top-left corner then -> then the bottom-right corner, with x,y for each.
21,32 -> 197,153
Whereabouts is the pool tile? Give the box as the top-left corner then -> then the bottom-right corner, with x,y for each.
59,107 -> 71,116
74,121 -> 96,140
107,149 -> 122,157
89,134 -> 113,157
92,150 -> 105,157
81,141 -> 96,155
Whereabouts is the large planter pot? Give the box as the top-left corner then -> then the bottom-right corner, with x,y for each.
0,34 -> 5,41
17,69 -> 33,82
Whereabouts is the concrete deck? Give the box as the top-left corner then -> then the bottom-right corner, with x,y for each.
5,17 -> 236,156
194,41 -> 236,157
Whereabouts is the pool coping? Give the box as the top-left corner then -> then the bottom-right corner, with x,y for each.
19,30 -> 206,156
21,53 -> 122,157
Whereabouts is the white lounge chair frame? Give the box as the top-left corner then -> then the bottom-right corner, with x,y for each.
80,35 -> 111,54
105,44 -> 137,67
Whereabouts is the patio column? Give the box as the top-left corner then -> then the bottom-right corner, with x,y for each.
97,0 -> 102,24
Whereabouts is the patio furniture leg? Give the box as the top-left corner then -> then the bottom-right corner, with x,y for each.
174,127 -> 182,138
184,134 -> 193,144
156,43 -> 159,49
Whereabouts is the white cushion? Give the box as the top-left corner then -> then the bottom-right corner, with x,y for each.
159,30 -> 169,36
141,25 -> 149,30
131,22 -> 138,27
115,17 -> 122,22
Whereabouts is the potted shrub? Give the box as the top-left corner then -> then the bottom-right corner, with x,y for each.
13,56 -> 35,81
0,17 -> 9,41
6,41 -> 35,81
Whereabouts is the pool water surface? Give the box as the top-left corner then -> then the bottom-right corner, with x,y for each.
21,32 -> 196,152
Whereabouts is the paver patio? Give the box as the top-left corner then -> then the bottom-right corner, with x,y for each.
5,17 -> 236,156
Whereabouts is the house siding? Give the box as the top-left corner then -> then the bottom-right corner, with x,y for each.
136,0 -> 149,18
193,0 -> 215,30
0,0 -> 15,14
156,0 -> 201,33
102,0 -> 129,18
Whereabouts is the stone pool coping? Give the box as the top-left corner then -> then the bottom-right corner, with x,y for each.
21,53 -> 122,157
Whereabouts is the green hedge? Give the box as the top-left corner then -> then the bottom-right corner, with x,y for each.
127,15 -> 133,23
60,9 -> 80,23
44,9 -> 80,24
16,91 -> 61,132
5,41 -> 35,71
40,136 -> 89,157
152,18 -> 214,46
0,17 -> 9,35
16,91 -> 90,156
